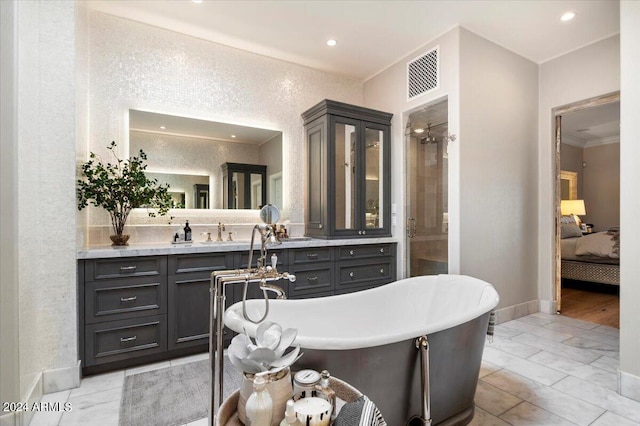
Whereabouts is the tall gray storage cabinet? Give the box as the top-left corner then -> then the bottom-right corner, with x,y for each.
302,100 -> 392,239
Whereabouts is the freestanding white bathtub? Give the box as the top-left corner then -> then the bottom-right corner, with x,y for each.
224,274 -> 499,425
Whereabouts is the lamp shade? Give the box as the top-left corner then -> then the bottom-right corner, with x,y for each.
561,199 -> 586,216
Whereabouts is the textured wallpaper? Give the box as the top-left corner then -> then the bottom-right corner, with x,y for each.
18,0 -> 78,393
84,11 -> 363,244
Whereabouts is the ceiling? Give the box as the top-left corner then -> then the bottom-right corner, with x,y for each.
85,0 -> 620,81
561,101 -> 620,147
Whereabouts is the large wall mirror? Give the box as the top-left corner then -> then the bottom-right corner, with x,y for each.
129,110 -> 283,210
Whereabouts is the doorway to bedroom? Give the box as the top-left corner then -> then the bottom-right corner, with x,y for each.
555,94 -> 620,328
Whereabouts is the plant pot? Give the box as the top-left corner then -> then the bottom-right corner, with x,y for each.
110,234 -> 130,246
238,368 -> 292,426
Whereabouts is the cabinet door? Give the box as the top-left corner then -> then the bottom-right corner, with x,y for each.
361,121 -> 390,236
306,119 -> 327,237
168,253 -> 235,350
331,116 -> 360,236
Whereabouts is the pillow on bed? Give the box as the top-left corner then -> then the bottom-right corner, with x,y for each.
560,215 -> 577,224
561,222 -> 583,239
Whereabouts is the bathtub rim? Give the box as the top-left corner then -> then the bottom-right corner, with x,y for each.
224,274 -> 500,350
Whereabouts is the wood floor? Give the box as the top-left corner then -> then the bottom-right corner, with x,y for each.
560,280 -> 620,328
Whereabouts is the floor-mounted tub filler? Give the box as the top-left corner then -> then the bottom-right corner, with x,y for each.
225,274 -> 500,426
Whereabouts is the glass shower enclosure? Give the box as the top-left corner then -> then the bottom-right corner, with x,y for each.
406,99 -> 449,276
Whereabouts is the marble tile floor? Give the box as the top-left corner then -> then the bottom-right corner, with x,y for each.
30,313 -> 636,426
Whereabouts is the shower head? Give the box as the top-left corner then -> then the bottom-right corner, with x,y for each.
420,123 -> 437,144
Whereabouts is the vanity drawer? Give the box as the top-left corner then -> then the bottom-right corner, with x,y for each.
289,247 -> 333,264
85,276 -> 167,324
288,263 -> 334,297
338,244 -> 393,260
169,252 -> 234,274
336,259 -> 394,290
85,315 -> 167,366
85,256 -> 166,281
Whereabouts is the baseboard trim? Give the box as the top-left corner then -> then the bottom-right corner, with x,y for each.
0,412 -> 16,426
619,370 -> 640,402
495,299 -> 538,324
538,299 -> 558,315
43,360 -> 81,394
19,372 -> 43,426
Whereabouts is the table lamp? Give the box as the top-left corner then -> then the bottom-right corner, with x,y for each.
561,199 -> 586,226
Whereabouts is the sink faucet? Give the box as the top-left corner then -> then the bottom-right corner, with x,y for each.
216,222 -> 225,242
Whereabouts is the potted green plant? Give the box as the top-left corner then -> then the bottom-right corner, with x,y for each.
77,141 -> 174,246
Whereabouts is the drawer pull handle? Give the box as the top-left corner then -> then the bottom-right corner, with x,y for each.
380,248 -> 385,253
120,336 -> 137,343
318,224 -> 323,229
120,266 -> 137,272
307,276 -> 319,283
362,230 -> 367,235
380,268 -> 385,275
120,296 -> 137,303
349,272 -> 355,279
349,250 -> 355,256
306,253 -> 319,260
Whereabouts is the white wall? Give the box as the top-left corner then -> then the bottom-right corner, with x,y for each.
82,11 -> 363,243
620,0 -> 640,400
458,28 -> 539,309
2,0 -> 79,421
537,35 -> 620,305
0,0 -> 20,417
363,27 -> 461,278
364,27 -> 539,311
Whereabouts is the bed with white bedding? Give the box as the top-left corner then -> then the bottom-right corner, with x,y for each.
560,225 -> 620,285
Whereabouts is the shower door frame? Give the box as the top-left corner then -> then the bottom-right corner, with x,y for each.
404,97 -> 450,278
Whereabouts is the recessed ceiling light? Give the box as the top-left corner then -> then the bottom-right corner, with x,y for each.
561,11 -> 576,21
414,128 -> 424,134
326,39 -> 337,47
160,126 -> 166,130
192,0 -> 203,3
231,134 -> 236,138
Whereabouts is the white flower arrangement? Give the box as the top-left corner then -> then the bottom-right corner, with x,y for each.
228,321 -> 302,374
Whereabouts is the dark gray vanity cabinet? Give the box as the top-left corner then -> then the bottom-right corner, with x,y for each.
168,252 -> 235,350
78,242 -> 396,375
335,244 -> 396,294
302,100 -> 392,239
287,247 -> 335,298
80,257 -> 168,371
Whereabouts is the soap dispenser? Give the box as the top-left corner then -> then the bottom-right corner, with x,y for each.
246,375 -> 272,426
183,221 -> 192,242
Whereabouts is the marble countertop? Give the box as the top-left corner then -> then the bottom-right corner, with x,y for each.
77,237 -> 398,259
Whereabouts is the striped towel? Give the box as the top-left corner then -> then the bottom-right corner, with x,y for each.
334,395 -> 387,426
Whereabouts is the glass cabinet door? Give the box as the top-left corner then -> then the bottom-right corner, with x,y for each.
364,126 -> 384,230
334,119 -> 358,231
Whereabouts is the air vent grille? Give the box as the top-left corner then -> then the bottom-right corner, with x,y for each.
407,47 -> 439,100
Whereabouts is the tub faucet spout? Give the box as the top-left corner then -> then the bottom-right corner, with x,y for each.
260,282 -> 287,299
